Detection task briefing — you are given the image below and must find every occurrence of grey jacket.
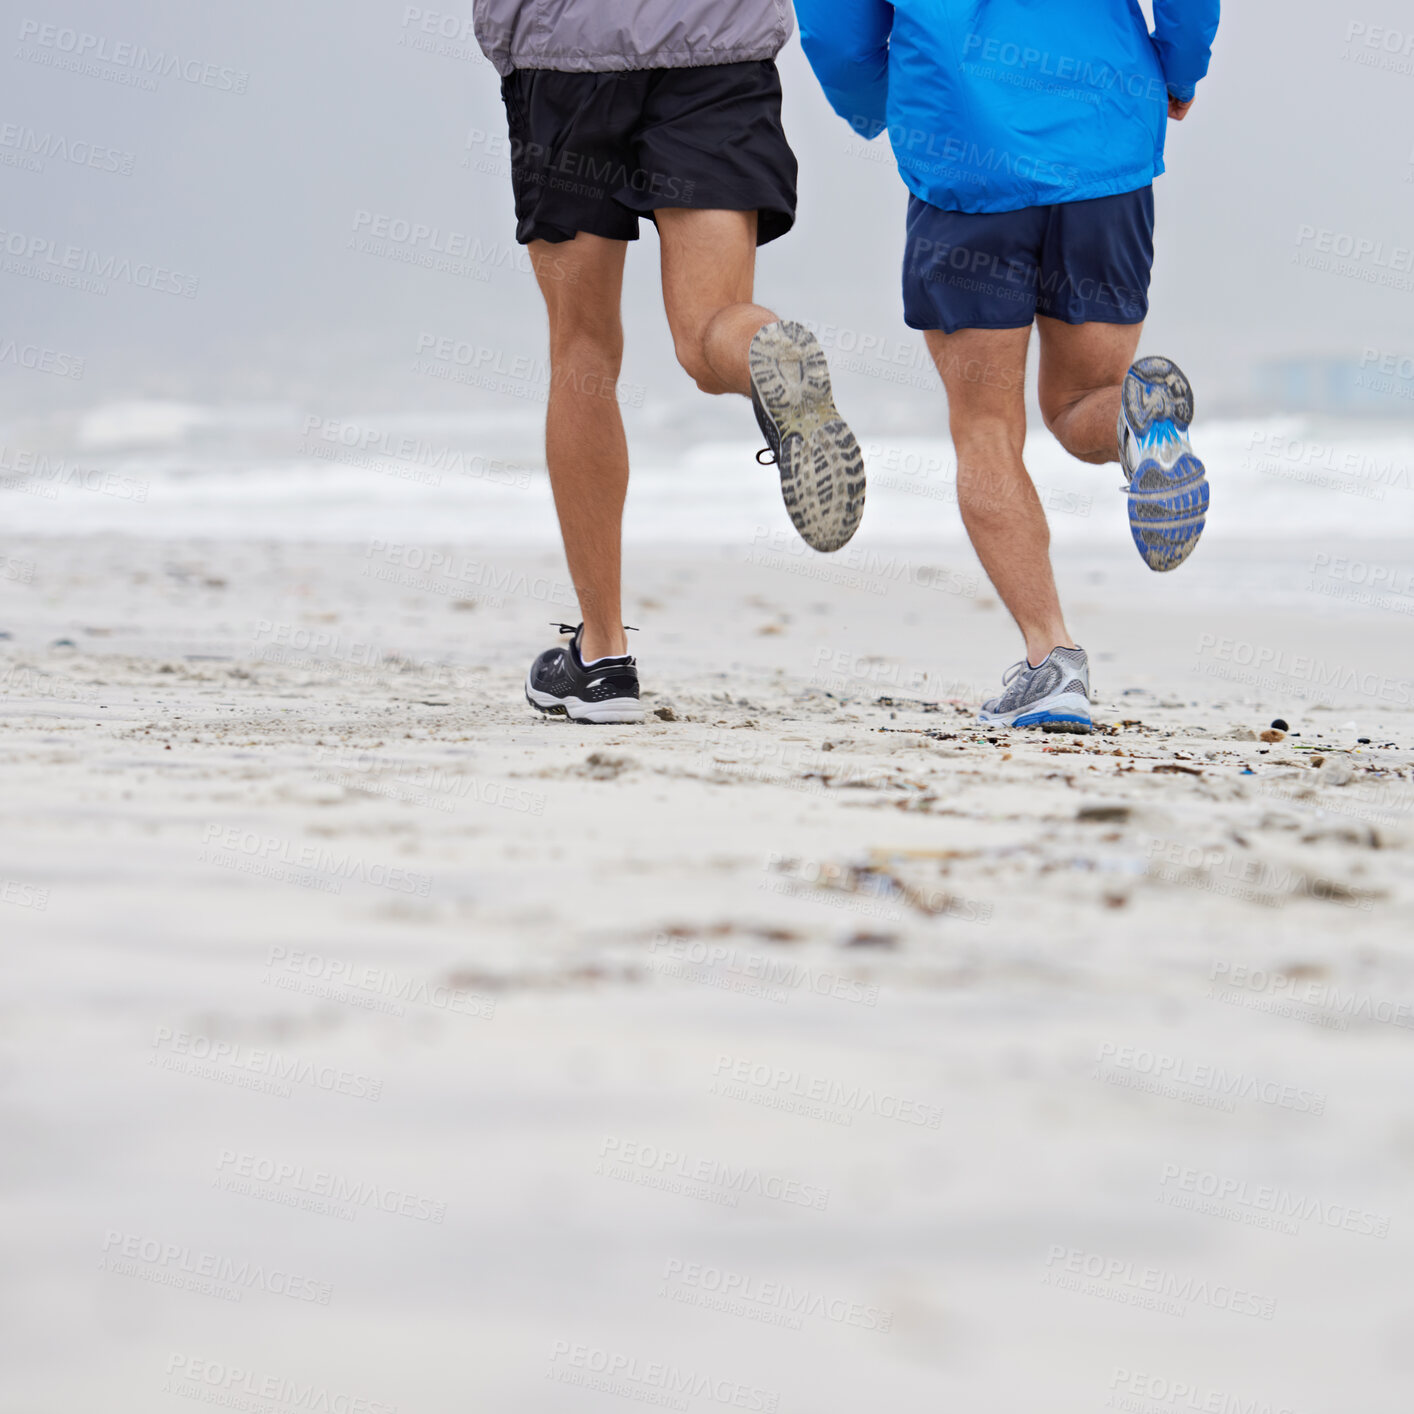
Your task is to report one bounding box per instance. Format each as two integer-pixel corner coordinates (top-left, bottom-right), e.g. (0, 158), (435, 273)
(474, 0), (794, 77)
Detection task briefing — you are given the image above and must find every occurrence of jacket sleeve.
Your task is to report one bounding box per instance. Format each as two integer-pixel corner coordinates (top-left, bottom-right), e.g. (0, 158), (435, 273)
(1151, 0), (1221, 103)
(796, 0), (894, 140)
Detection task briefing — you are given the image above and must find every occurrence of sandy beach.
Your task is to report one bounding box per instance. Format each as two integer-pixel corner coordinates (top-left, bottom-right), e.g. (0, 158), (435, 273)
(3, 527), (1411, 1411)
(6, 0), (1413, 1404)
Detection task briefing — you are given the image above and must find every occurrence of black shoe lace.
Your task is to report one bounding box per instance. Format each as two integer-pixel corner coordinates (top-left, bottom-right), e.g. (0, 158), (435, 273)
(552, 623), (638, 635)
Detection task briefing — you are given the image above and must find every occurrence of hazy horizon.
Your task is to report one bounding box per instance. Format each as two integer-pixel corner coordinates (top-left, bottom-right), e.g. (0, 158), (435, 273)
(4, 1), (1413, 427)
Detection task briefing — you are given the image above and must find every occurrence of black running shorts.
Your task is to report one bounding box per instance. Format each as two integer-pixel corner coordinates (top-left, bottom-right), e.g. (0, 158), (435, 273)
(499, 60), (798, 246)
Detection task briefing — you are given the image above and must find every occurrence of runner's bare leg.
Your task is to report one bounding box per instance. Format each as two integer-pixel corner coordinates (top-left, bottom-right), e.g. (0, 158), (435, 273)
(530, 233), (631, 661)
(656, 208), (776, 396)
(926, 325), (1077, 666)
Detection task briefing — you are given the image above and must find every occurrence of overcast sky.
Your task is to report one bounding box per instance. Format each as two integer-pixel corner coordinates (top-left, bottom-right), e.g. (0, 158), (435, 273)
(4, 0), (1413, 421)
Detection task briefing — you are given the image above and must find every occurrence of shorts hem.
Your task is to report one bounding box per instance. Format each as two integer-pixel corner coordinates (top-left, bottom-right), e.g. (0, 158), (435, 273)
(1034, 309), (1148, 327)
(514, 222), (640, 246)
(903, 313), (1035, 334)
(621, 200), (795, 246)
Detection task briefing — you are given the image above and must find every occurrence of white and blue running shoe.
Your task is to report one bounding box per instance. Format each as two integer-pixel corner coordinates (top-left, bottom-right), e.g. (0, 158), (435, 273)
(1118, 356), (1209, 571)
(978, 646), (1092, 733)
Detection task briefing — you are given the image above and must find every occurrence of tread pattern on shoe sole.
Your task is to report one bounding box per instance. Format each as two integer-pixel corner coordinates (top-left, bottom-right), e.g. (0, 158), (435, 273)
(750, 320), (865, 554)
(1122, 359), (1208, 572)
(1123, 356), (1195, 435)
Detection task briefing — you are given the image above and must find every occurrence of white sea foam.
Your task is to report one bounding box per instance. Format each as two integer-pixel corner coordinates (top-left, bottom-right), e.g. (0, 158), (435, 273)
(3, 405), (1411, 554)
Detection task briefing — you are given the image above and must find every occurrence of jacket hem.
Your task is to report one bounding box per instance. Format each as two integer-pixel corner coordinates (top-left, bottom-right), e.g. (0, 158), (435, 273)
(499, 44), (786, 74)
(899, 164), (1162, 215)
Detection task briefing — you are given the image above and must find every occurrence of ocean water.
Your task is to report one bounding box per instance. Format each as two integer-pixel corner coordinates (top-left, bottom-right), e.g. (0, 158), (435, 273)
(2, 400), (1412, 554)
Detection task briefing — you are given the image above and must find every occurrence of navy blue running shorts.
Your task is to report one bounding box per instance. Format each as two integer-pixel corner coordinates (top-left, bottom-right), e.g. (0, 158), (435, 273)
(902, 186), (1155, 333)
(501, 61), (798, 247)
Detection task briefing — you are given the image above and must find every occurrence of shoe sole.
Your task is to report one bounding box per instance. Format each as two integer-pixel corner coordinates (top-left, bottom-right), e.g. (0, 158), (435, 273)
(1121, 357), (1208, 573)
(524, 679), (644, 725)
(978, 690), (1093, 734)
(749, 320), (866, 553)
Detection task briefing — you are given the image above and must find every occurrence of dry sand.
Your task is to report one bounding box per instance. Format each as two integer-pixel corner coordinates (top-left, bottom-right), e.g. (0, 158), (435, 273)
(2, 532), (1411, 1411)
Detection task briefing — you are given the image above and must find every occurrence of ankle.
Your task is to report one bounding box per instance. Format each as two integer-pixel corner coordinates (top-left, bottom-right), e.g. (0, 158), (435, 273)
(578, 626), (628, 662)
(1023, 635), (1077, 668)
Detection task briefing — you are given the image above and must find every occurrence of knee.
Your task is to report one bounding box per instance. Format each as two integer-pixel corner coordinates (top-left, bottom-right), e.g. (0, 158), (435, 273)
(1041, 393), (1111, 464)
(549, 319), (624, 378)
(952, 414), (1025, 466)
(672, 332), (725, 396)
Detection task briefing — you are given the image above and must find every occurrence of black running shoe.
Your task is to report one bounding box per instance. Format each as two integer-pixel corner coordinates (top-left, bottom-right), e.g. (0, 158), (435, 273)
(524, 623), (644, 724)
(749, 319), (866, 553)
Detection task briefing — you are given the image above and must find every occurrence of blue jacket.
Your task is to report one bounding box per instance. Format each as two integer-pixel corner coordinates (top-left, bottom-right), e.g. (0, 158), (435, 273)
(797, 0), (1220, 213)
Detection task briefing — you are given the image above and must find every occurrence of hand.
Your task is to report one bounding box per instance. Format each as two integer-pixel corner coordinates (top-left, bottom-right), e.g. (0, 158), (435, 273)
(1168, 96), (1195, 121)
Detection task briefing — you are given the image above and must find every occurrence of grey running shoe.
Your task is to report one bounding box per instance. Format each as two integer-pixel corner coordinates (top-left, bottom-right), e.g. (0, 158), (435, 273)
(978, 646), (1092, 733)
(1118, 356), (1209, 571)
(749, 320), (866, 553)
